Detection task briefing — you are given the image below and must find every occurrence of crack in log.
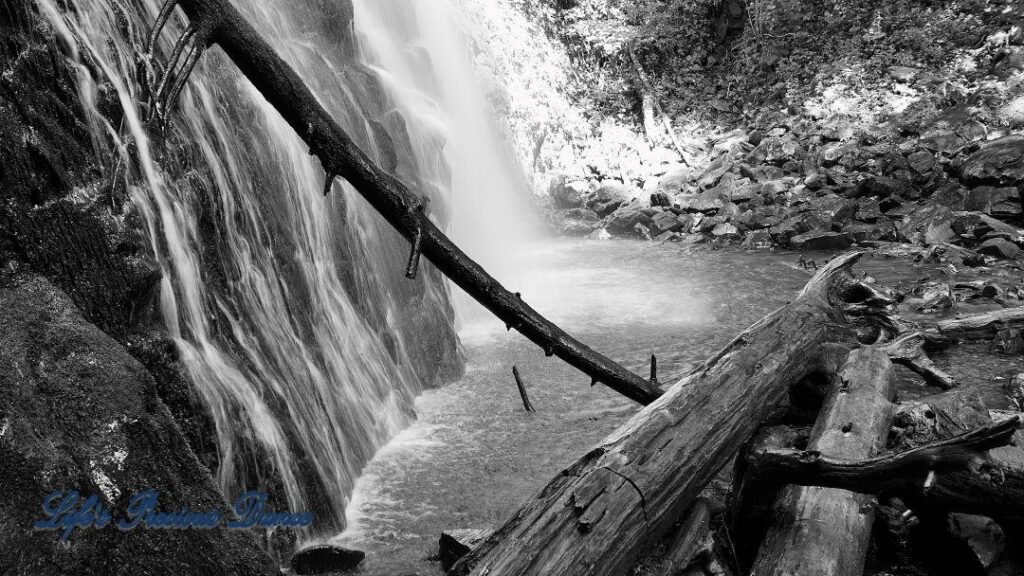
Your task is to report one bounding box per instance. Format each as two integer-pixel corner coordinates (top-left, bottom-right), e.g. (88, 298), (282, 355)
(599, 466), (647, 522)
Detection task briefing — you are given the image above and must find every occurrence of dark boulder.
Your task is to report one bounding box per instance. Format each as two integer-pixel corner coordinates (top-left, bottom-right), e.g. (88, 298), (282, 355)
(604, 202), (656, 236)
(695, 157), (734, 189)
(896, 205), (955, 245)
(0, 275), (277, 576)
(960, 134), (1024, 186)
(931, 183), (967, 210)
(585, 183), (635, 217)
(790, 231), (854, 251)
(649, 211), (683, 236)
(291, 545), (365, 575)
(855, 197), (884, 222)
(907, 149), (937, 177)
(649, 192), (672, 207)
(964, 186), (1022, 219)
(769, 212), (832, 246)
(978, 237), (1023, 260)
(851, 175), (902, 199)
(677, 189), (727, 214)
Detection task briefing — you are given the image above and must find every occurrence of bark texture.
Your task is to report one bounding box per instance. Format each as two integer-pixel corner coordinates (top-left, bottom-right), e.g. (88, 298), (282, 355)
(749, 347), (896, 576)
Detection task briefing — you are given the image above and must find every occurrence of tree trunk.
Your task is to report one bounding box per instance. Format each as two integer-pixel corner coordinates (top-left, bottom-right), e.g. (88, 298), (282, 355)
(450, 253), (898, 576)
(749, 347), (896, 576)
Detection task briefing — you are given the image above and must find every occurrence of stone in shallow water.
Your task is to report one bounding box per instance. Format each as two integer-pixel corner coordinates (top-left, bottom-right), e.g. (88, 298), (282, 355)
(291, 545), (365, 575)
(790, 231), (854, 251)
(978, 237), (1023, 260)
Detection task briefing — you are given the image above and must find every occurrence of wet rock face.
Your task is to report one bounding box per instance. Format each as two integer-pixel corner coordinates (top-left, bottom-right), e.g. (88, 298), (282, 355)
(960, 135), (1024, 186)
(0, 2), (159, 333)
(0, 275), (277, 576)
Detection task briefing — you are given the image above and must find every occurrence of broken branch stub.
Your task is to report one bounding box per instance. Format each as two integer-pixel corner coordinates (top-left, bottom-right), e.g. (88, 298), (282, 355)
(158, 0), (662, 406)
(746, 417), (1019, 494)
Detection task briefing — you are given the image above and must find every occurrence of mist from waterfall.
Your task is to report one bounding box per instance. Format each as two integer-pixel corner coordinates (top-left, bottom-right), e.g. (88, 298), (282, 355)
(39, 0), (529, 538)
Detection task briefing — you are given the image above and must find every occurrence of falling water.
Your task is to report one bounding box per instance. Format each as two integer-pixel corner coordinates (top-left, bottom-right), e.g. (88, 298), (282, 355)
(38, 0), (527, 537)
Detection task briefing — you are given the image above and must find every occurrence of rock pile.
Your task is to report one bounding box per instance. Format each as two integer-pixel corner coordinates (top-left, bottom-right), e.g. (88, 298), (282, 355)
(548, 119), (1024, 265)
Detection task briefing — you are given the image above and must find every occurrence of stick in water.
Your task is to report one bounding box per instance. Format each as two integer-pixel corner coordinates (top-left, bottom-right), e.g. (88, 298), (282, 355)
(512, 365), (535, 413)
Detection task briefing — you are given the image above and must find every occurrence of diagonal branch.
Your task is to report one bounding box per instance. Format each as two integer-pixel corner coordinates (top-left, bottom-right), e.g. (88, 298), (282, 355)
(160, 0), (663, 405)
(879, 331), (957, 390)
(747, 417), (1020, 495)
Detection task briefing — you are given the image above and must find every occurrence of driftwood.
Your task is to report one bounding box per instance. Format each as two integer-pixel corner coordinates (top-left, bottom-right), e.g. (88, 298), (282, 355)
(878, 331), (957, 390)
(152, 0), (662, 406)
(512, 365), (536, 412)
(449, 253), (896, 576)
(749, 347), (896, 576)
(936, 306), (1024, 340)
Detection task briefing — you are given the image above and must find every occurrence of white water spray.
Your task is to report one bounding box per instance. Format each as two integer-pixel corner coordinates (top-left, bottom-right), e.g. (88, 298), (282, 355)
(40, 0), (528, 537)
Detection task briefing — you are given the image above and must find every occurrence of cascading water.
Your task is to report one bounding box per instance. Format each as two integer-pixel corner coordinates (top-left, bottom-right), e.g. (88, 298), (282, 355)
(39, 0), (527, 538)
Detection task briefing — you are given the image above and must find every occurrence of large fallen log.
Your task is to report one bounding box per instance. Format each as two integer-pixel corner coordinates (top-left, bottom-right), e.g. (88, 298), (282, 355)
(936, 306), (1024, 340)
(749, 347), (896, 576)
(448, 253), (898, 576)
(147, 0), (662, 405)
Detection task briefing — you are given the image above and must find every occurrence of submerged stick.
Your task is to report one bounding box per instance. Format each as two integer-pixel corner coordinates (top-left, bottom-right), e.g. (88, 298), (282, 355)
(165, 0), (663, 406)
(512, 365), (535, 413)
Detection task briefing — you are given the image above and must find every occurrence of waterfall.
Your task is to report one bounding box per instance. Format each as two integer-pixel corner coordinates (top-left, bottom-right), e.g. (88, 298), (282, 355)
(38, 0), (526, 537)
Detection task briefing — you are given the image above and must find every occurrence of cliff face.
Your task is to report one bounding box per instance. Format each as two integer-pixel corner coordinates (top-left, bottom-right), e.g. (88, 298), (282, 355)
(0, 0), (466, 565)
(0, 273), (279, 575)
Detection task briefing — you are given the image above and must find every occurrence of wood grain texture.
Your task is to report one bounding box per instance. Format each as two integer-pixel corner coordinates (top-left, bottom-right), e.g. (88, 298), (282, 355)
(750, 347), (896, 576)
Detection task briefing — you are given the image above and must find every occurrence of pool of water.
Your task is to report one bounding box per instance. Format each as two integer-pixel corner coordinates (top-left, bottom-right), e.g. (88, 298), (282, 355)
(328, 240), (1022, 575)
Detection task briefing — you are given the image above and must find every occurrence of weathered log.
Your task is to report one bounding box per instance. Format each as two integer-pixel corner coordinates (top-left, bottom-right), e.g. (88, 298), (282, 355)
(449, 253), (895, 576)
(878, 331), (957, 390)
(936, 306), (1024, 340)
(729, 425), (806, 569)
(749, 347), (896, 576)
(747, 417), (1018, 494)
(156, 0), (662, 406)
(889, 390), (1024, 526)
